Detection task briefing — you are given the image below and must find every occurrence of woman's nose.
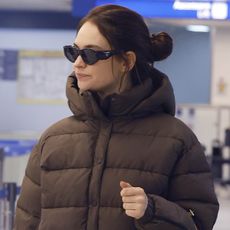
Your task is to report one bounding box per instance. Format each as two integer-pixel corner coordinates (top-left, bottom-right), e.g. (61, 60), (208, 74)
(73, 55), (86, 68)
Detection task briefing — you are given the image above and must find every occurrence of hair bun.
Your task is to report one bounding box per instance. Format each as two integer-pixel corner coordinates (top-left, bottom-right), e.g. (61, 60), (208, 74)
(150, 32), (173, 61)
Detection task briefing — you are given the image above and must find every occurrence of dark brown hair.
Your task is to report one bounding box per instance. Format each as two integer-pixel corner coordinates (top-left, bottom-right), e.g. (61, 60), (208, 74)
(78, 4), (173, 84)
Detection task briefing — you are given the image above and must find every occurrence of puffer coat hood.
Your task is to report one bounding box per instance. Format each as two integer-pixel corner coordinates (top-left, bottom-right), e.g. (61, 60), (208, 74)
(15, 68), (219, 230)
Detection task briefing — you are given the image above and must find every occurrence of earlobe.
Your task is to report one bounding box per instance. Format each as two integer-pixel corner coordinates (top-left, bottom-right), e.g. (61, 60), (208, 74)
(124, 51), (136, 71)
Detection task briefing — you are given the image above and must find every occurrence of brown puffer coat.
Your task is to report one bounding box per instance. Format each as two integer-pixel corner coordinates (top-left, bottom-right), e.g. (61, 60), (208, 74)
(15, 68), (219, 230)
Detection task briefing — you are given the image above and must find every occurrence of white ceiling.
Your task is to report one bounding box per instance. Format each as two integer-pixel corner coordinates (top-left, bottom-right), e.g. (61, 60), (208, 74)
(0, 0), (71, 11)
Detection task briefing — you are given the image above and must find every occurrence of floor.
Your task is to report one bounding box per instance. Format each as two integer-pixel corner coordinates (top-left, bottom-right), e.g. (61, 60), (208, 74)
(213, 184), (230, 230)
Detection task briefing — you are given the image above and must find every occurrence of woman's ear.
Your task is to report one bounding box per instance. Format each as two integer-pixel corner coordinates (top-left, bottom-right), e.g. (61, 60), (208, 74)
(122, 51), (136, 72)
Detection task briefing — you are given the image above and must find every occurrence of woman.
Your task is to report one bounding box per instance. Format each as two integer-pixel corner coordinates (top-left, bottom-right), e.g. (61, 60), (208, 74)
(15, 4), (219, 230)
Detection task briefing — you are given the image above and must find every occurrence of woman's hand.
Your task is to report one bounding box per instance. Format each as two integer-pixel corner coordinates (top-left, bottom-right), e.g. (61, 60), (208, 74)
(120, 181), (148, 219)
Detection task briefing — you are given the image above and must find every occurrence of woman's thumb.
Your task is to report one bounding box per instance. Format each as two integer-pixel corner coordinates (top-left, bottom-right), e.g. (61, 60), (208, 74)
(120, 180), (132, 189)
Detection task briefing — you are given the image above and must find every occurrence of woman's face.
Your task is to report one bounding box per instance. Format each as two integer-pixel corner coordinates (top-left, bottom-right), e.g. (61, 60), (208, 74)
(73, 21), (125, 96)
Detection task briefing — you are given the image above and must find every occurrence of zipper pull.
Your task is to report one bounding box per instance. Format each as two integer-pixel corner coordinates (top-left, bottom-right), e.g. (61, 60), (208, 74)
(189, 209), (195, 217)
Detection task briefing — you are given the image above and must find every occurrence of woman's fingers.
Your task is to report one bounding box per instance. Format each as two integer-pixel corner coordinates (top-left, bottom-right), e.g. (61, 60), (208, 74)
(122, 194), (146, 203)
(123, 202), (138, 210)
(120, 181), (148, 219)
(120, 186), (145, 196)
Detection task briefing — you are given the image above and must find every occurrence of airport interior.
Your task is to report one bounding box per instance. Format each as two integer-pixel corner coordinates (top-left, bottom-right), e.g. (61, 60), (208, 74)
(0, 0), (230, 229)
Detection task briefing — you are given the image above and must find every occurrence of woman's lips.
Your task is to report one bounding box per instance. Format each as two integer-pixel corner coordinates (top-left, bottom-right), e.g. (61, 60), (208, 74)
(76, 73), (91, 81)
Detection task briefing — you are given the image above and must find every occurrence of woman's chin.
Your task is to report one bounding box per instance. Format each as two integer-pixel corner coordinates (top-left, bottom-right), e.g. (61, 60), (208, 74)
(78, 83), (91, 92)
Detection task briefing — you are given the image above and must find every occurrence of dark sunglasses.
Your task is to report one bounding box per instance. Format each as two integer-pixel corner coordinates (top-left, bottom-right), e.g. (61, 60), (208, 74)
(63, 45), (121, 65)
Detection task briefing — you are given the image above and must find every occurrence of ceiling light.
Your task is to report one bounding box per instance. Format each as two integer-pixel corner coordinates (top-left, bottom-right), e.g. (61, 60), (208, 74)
(186, 25), (210, 32)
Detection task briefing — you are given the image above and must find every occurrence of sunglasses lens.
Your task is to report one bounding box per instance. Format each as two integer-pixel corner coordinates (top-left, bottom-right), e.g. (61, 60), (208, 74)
(64, 46), (79, 63)
(82, 49), (98, 65)
(63, 46), (116, 65)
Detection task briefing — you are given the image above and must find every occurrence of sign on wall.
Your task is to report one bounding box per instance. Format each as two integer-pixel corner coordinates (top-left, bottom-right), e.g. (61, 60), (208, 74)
(0, 50), (18, 81)
(17, 50), (72, 104)
(73, 0), (230, 20)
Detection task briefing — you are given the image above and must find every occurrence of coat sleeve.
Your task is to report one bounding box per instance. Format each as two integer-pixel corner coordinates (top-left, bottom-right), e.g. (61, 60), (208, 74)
(14, 143), (42, 230)
(135, 139), (219, 230)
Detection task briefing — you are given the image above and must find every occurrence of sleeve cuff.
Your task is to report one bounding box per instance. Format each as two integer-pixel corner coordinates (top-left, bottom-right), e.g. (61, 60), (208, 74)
(137, 196), (155, 225)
